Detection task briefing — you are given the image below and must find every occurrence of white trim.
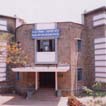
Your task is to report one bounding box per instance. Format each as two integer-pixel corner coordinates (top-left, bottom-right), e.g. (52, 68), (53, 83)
(93, 19), (106, 26)
(95, 43), (106, 49)
(95, 78), (106, 83)
(95, 49), (106, 55)
(95, 67), (106, 73)
(95, 73), (106, 78)
(93, 13), (106, 21)
(95, 55), (106, 60)
(93, 13), (106, 27)
(94, 38), (106, 43)
(95, 61), (106, 66)
(12, 65), (70, 72)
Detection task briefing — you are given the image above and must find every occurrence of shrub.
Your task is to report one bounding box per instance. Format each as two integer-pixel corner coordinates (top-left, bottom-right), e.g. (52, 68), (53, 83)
(82, 86), (93, 96)
(92, 82), (102, 90)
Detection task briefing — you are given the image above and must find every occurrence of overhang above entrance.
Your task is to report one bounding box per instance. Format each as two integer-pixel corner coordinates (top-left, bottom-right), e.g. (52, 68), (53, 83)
(12, 65), (70, 72)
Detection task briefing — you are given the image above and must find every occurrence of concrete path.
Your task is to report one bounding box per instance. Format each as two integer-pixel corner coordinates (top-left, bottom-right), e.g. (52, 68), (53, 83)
(0, 94), (68, 106)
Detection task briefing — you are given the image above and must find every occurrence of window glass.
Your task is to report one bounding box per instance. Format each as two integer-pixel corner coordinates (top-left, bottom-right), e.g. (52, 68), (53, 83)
(77, 68), (83, 81)
(77, 40), (81, 52)
(0, 26), (7, 31)
(0, 20), (7, 31)
(37, 39), (55, 52)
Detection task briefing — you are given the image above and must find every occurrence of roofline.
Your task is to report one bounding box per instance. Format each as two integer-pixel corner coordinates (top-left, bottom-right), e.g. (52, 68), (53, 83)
(28, 21), (83, 26)
(0, 15), (16, 19)
(16, 21), (84, 30)
(84, 6), (106, 15)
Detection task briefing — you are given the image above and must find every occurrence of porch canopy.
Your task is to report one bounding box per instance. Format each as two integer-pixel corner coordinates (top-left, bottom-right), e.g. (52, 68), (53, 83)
(12, 65), (70, 72)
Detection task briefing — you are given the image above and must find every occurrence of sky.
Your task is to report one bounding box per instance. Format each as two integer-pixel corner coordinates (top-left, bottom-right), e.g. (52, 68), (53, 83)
(0, 0), (105, 23)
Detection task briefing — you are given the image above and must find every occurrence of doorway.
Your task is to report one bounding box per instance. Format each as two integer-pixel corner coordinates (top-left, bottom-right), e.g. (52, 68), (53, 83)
(39, 72), (55, 88)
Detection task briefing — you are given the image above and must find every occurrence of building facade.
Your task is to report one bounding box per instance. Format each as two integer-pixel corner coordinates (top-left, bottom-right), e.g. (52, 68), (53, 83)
(0, 6), (106, 95)
(14, 22), (85, 95)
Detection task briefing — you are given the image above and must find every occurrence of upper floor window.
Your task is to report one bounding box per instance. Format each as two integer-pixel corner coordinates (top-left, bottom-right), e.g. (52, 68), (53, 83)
(77, 68), (83, 81)
(0, 20), (7, 31)
(77, 39), (81, 52)
(37, 39), (55, 52)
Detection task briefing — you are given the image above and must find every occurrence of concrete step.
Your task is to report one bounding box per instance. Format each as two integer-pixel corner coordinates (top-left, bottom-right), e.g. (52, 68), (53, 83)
(34, 89), (56, 98)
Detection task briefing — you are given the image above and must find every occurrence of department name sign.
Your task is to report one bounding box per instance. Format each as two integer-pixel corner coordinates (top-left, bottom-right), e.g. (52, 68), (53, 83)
(32, 29), (60, 39)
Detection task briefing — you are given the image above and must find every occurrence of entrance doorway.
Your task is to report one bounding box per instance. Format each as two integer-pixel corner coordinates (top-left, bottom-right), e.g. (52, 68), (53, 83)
(39, 72), (55, 88)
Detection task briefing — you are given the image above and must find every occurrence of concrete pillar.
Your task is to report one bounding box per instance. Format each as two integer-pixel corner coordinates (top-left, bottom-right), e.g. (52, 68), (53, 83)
(55, 72), (58, 91)
(35, 72), (38, 90)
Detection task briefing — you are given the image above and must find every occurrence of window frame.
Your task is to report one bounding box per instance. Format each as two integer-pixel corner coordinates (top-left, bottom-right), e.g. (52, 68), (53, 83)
(35, 38), (58, 64)
(37, 39), (55, 52)
(0, 19), (7, 31)
(77, 39), (82, 52)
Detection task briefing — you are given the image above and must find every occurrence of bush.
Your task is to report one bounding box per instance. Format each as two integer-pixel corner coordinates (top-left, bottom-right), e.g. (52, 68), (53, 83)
(92, 82), (102, 90)
(82, 86), (93, 96)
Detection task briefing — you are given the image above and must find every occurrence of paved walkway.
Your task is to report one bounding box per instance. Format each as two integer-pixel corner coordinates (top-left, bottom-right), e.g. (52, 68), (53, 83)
(0, 94), (68, 106)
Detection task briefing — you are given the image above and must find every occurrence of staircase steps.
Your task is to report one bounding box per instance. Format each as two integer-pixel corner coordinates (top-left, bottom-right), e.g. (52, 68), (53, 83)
(32, 89), (59, 101)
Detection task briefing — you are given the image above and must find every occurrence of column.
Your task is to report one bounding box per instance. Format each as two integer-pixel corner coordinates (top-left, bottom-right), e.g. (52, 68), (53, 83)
(55, 72), (58, 91)
(35, 72), (38, 90)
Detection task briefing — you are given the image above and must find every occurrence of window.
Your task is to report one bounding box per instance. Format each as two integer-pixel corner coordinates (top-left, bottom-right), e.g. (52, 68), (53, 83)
(77, 68), (83, 81)
(0, 20), (7, 31)
(77, 40), (81, 52)
(16, 72), (19, 80)
(37, 39), (55, 52)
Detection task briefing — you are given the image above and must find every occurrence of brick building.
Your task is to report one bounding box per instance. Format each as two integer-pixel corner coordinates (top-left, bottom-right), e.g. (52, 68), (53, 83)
(0, 6), (106, 95)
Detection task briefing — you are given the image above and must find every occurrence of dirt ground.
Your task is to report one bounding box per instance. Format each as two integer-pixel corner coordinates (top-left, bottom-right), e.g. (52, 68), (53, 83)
(0, 94), (68, 106)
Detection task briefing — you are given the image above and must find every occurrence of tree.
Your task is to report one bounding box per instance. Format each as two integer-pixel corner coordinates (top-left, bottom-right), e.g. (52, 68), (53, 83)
(0, 33), (29, 67)
(6, 42), (29, 67)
